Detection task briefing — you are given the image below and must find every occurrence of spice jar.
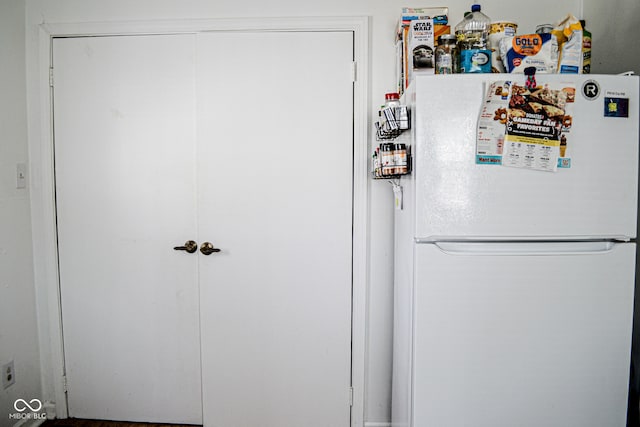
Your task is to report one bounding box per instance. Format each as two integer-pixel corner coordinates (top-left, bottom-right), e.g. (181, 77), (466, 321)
(394, 143), (408, 174)
(535, 24), (553, 34)
(435, 35), (458, 74)
(381, 143), (395, 176)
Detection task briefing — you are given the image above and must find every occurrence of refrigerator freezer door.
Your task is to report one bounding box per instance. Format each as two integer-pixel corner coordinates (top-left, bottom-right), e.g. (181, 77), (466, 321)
(410, 241), (635, 427)
(412, 74), (639, 240)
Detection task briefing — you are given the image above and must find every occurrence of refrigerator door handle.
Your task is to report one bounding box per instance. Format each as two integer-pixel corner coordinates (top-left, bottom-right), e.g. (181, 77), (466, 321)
(417, 235), (632, 243)
(431, 241), (623, 256)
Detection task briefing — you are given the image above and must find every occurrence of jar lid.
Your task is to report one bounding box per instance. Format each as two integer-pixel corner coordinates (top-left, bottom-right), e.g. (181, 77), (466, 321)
(490, 21), (518, 26)
(438, 34), (457, 43)
(535, 24), (554, 34)
(385, 92), (400, 100)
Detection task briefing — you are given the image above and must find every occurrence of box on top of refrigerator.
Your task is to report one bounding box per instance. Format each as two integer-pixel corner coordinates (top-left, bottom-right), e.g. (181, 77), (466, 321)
(409, 19), (436, 77)
(396, 7), (449, 94)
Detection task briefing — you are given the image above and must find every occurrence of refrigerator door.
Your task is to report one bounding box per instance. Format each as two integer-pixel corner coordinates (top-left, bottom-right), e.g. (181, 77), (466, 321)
(411, 241), (635, 427)
(411, 74), (639, 240)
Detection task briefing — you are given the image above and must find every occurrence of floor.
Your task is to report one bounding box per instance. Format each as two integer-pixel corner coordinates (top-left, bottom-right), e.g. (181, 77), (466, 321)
(42, 419), (200, 427)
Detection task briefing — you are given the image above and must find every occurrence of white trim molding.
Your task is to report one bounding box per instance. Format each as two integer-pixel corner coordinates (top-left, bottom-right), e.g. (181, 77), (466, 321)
(27, 16), (370, 425)
(12, 418), (48, 427)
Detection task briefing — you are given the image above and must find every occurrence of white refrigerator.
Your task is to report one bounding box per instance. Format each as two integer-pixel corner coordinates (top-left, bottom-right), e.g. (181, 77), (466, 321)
(392, 74), (639, 427)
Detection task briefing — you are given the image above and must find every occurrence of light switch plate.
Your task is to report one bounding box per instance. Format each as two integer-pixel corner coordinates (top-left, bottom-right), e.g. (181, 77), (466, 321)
(16, 163), (26, 189)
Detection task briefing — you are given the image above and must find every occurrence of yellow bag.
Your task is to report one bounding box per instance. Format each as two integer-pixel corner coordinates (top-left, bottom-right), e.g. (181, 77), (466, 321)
(552, 14), (584, 74)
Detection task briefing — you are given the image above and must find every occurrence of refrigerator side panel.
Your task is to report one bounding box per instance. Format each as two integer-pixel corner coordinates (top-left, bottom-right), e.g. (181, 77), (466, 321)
(412, 242), (635, 427)
(413, 74), (639, 240)
(392, 86), (417, 427)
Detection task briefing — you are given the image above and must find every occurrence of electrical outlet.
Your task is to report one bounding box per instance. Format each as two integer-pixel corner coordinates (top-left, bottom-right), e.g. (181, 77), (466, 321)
(3, 360), (15, 389)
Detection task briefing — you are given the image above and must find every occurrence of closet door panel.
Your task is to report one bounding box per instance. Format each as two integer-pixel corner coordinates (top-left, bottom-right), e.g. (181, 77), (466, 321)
(53, 34), (202, 424)
(196, 31), (355, 427)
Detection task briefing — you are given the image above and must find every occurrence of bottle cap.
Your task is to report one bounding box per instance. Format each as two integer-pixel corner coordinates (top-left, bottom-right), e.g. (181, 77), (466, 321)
(471, 4), (481, 12)
(385, 93), (400, 100)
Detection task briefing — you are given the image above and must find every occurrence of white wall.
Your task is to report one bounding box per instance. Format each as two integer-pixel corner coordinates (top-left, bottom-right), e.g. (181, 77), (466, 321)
(583, 0), (640, 74)
(24, 0), (617, 425)
(0, 0), (41, 425)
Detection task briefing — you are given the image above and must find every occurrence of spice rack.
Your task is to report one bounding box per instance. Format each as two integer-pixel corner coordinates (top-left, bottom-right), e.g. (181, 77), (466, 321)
(375, 104), (410, 140)
(372, 142), (412, 179)
(373, 98), (411, 180)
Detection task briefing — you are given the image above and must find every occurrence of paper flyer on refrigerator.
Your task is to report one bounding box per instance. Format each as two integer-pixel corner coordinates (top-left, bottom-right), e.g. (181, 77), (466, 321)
(476, 80), (512, 164)
(502, 82), (573, 172)
(557, 86), (575, 168)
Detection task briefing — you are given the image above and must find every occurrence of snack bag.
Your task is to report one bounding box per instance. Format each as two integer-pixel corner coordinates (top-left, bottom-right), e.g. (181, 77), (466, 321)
(499, 33), (558, 73)
(552, 14), (583, 74)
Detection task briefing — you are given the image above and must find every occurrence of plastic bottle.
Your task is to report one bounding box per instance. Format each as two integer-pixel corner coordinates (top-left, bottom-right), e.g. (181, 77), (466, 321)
(385, 93), (400, 108)
(372, 150), (380, 177)
(455, 4), (492, 73)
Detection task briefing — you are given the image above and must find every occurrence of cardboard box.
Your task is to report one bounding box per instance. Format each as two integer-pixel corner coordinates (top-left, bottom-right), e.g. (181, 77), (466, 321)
(396, 7), (449, 93)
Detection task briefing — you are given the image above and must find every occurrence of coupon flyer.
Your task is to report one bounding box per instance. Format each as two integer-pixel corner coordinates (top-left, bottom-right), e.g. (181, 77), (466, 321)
(558, 86), (575, 169)
(476, 81), (511, 165)
(502, 82), (574, 172)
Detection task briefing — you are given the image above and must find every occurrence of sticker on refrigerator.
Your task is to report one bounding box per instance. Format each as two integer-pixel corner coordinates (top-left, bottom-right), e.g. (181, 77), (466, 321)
(502, 82), (574, 172)
(604, 97), (629, 118)
(476, 80), (512, 164)
(581, 79), (600, 100)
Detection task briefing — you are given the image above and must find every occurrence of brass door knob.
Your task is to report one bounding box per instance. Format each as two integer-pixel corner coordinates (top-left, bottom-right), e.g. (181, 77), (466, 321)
(173, 240), (198, 253)
(200, 242), (221, 255)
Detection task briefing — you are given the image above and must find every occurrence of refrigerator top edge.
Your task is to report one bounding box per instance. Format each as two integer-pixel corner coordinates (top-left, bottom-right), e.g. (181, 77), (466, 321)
(403, 74), (639, 105)
(410, 72), (640, 84)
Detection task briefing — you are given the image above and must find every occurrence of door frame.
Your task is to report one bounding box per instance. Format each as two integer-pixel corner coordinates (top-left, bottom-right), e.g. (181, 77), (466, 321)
(27, 16), (369, 426)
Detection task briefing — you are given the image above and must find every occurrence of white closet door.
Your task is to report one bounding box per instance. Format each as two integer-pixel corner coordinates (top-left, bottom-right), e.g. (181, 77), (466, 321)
(196, 31), (354, 427)
(53, 35), (202, 424)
